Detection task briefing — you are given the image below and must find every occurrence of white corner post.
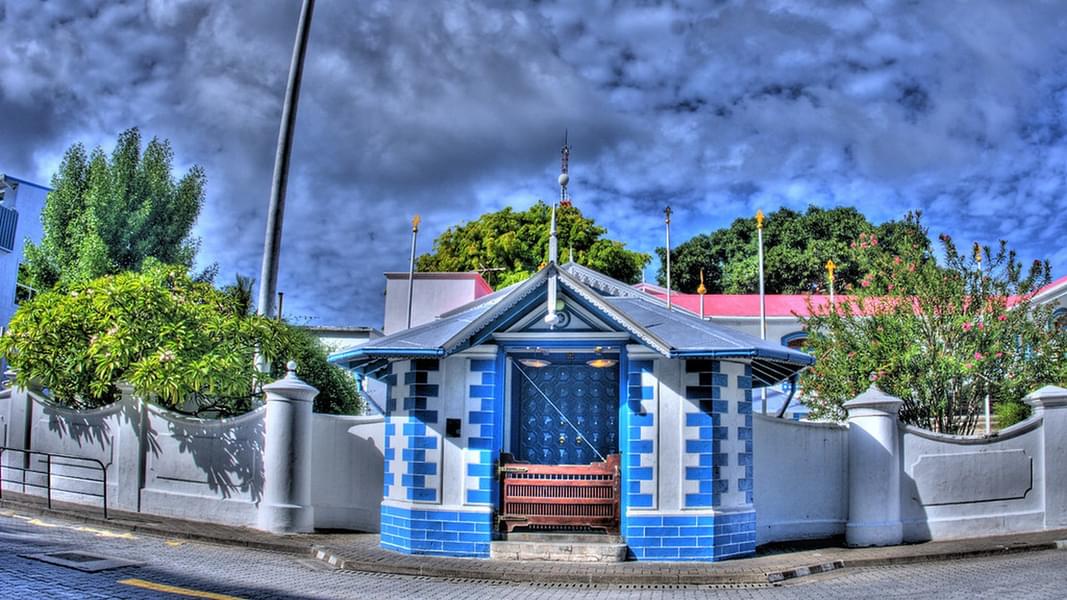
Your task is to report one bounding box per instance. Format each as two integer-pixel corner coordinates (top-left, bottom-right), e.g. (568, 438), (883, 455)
(1025, 385), (1067, 530)
(844, 385), (904, 547)
(258, 362), (319, 533)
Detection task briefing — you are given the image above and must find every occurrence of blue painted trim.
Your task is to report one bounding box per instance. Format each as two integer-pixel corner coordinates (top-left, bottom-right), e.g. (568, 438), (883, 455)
(497, 339), (626, 350)
(463, 287), (551, 351)
(671, 348), (815, 366)
(330, 346), (445, 364)
(2, 175), (51, 191)
(618, 347), (630, 538)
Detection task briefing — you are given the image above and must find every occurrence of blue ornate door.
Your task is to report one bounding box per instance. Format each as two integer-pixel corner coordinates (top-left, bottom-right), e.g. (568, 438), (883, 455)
(513, 360), (619, 465)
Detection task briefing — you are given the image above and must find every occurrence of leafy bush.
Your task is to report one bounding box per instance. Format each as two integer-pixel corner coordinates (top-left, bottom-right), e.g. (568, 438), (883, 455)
(994, 400), (1031, 430)
(800, 213), (1064, 434)
(0, 265), (361, 416)
(270, 326), (362, 415)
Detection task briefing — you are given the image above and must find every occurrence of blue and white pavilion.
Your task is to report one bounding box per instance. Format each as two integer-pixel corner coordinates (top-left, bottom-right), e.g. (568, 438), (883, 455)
(332, 240), (812, 561)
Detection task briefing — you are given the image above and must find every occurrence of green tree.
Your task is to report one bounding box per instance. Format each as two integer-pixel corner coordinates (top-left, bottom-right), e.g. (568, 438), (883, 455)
(23, 128), (208, 290)
(0, 265), (362, 416)
(656, 206), (930, 294)
(799, 218), (1064, 434)
(417, 201), (650, 287)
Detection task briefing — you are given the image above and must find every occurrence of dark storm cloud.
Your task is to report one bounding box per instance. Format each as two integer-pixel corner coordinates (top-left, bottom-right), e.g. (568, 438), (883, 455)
(1, 0), (1065, 328)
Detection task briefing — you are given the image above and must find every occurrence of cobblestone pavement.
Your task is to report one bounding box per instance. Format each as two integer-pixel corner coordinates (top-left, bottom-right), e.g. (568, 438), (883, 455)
(1, 510), (1065, 599)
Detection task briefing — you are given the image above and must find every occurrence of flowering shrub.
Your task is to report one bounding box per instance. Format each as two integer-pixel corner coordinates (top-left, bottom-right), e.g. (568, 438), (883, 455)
(0, 265), (360, 416)
(800, 214), (1065, 434)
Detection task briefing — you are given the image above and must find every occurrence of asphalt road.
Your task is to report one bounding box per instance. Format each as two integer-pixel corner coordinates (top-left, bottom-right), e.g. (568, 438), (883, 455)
(1, 510), (1064, 599)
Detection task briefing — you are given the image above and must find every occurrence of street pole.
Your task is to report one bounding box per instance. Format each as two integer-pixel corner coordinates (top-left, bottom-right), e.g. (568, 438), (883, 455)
(256, 0), (316, 321)
(665, 206), (672, 311)
(406, 215), (420, 330)
(756, 210), (767, 414)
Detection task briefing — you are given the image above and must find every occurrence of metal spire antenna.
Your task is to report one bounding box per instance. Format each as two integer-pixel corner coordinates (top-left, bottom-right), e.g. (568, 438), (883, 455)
(559, 130), (571, 207)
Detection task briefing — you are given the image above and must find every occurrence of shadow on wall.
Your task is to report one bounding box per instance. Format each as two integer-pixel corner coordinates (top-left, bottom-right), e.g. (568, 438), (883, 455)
(15, 382), (265, 519)
(146, 403), (264, 503)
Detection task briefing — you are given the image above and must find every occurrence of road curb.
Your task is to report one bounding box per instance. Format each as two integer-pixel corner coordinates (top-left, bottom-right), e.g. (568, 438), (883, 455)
(0, 499), (310, 557)
(2, 498), (1062, 587)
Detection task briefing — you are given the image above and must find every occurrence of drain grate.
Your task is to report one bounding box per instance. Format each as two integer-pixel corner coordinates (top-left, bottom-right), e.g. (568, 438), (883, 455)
(22, 551), (144, 573)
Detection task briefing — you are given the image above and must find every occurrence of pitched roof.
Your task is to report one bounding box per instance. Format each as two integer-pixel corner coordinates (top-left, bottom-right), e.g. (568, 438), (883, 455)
(331, 261), (813, 386)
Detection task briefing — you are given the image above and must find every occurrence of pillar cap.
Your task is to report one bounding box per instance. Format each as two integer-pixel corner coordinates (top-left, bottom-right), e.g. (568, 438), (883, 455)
(843, 384), (903, 414)
(263, 361), (319, 403)
(1024, 385), (1067, 409)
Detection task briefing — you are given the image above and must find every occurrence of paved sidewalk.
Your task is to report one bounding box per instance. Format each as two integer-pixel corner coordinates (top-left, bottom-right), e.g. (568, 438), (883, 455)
(2, 494), (1064, 585)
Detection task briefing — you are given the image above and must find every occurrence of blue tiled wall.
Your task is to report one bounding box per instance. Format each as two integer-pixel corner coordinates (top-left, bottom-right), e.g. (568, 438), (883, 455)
(624, 511), (756, 561)
(402, 359), (440, 502)
(626, 359), (656, 509)
(465, 358), (498, 505)
(737, 364), (754, 505)
(683, 359), (729, 508)
(380, 504), (493, 558)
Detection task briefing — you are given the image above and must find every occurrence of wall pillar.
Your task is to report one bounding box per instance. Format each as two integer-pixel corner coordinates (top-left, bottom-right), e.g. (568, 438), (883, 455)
(844, 385), (903, 547)
(1025, 385), (1067, 530)
(110, 383), (145, 512)
(257, 362), (318, 533)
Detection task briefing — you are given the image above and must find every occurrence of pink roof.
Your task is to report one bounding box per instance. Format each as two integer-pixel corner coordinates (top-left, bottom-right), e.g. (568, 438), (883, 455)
(640, 272), (1067, 318)
(641, 289), (831, 317)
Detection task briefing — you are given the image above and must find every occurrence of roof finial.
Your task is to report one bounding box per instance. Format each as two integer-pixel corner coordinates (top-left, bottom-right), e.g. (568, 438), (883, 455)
(549, 203), (558, 264)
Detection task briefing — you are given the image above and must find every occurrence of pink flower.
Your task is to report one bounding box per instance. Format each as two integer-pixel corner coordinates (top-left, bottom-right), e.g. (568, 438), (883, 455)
(869, 372), (879, 382)
(893, 256), (902, 265)
(887, 284), (894, 290)
(998, 314), (1007, 321)
(908, 264), (916, 273)
(870, 236), (878, 246)
(974, 352), (984, 360)
(977, 322), (984, 330)
(995, 352), (1004, 358)
(861, 278), (872, 288)
(962, 322), (973, 332)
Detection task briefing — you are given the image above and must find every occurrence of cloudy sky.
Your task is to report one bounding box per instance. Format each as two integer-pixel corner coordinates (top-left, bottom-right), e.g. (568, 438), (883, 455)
(2, 0), (1066, 328)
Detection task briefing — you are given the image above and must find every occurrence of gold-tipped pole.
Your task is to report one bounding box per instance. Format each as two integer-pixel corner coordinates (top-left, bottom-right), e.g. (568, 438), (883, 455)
(826, 259), (836, 308)
(756, 209), (766, 414)
(405, 214), (420, 330)
(697, 269), (707, 319)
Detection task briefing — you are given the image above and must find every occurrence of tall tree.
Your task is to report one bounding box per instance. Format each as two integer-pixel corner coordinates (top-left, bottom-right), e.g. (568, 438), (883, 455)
(23, 128), (207, 290)
(656, 206), (930, 294)
(417, 201), (650, 287)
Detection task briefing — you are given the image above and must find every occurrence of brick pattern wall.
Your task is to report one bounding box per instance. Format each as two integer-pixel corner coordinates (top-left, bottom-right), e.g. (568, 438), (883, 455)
(464, 358), (497, 505)
(682, 359), (729, 508)
(379, 504), (492, 557)
(382, 359), (442, 503)
(626, 359), (657, 509)
(624, 511), (756, 561)
(736, 365), (754, 505)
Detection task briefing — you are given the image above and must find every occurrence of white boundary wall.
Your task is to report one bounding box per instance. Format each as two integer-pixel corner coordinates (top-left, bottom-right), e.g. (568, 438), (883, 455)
(753, 414), (848, 545)
(0, 383), (384, 533)
(755, 385), (1067, 546)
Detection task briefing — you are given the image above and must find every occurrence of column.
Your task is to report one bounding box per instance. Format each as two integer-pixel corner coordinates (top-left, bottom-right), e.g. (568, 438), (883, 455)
(257, 361), (319, 533)
(844, 384), (903, 547)
(1025, 385), (1067, 529)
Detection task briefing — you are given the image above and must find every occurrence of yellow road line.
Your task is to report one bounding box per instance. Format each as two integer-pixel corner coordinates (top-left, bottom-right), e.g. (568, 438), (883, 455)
(117, 578), (244, 599)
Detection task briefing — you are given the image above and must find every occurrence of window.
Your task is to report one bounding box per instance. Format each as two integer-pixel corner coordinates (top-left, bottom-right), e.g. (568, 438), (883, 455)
(781, 331), (808, 351)
(1054, 308), (1067, 332)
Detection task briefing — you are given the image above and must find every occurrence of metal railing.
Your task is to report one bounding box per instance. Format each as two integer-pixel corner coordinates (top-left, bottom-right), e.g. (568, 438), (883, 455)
(0, 447), (110, 519)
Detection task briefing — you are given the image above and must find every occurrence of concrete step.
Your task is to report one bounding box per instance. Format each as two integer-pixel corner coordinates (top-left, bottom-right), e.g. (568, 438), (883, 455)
(505, 532), (624, 544)
(490, 539), (628, 562)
